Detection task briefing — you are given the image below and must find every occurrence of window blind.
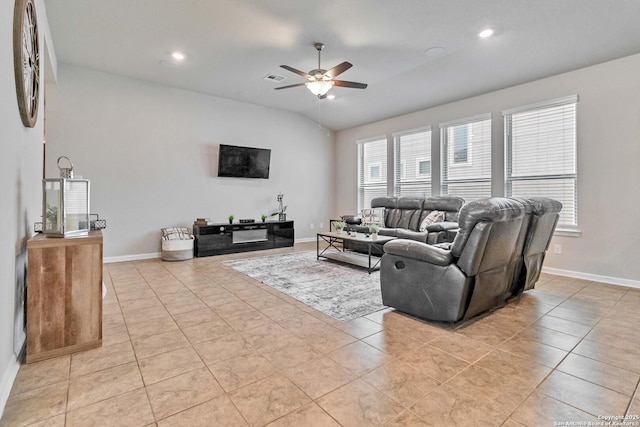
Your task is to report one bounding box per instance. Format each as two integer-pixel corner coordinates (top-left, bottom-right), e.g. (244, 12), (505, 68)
(440, 115), (492, 201)
(358, 137), (387, 211)
(394, 127), (432, 197)
(504, 96), (578, 229)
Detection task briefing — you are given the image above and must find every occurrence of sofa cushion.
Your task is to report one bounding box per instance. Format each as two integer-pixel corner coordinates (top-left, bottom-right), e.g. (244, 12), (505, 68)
(384, 197), (424, 230)
(424, 196), (465, 222)
(379, 227), (398, 237)
(451, 198), (525, 258)
(371, 197), (398, 209)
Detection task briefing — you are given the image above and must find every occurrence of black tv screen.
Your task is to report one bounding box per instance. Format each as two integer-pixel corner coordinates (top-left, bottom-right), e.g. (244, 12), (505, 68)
(217, 144), (271, 179)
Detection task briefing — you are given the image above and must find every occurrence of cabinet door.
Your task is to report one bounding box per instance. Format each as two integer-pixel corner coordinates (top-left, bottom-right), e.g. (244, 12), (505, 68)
(270, 222), (295, 248)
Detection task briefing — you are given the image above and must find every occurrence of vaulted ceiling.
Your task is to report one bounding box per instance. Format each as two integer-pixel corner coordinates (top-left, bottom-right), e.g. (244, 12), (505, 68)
(44, 0), (640, 130)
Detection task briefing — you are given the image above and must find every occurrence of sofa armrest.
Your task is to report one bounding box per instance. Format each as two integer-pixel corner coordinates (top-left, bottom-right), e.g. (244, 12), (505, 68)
(383, 239), (453, 266)
(347, 225), (370, 233)
(341, 215), (362, 225)
(425, 221), (459, 232)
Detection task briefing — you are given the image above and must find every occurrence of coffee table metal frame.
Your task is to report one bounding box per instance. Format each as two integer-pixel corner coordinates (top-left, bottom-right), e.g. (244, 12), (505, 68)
(316, 231), (395, 274)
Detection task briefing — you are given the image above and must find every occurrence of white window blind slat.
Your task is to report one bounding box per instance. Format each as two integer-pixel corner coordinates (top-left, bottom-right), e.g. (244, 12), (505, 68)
(394, 128), (432, 198)
(358, 137), (387, 211)
(505, 98), (578, 229)
(441, 116), (492, 201)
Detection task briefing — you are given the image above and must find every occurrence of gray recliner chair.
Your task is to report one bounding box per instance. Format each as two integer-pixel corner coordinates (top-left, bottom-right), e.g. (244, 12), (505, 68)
(380, 198), (525, 322)
(510, 197), (562, 296)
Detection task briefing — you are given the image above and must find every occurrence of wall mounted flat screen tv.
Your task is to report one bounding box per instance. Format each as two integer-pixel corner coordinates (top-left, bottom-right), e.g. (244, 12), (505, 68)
(217, 144), (271, 179)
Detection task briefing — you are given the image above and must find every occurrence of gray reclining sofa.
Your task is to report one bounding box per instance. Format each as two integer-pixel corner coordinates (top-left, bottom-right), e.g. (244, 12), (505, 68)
(345, 196), (465, 255)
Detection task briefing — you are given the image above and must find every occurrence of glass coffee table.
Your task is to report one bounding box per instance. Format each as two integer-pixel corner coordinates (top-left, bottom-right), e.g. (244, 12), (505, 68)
(316, 231), (395, 274)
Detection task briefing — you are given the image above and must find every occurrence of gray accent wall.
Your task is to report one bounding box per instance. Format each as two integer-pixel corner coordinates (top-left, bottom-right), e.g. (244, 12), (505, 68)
(0, 0), (49, 413)
(335, 54), (640, 284)
(45, 65), (335, 259)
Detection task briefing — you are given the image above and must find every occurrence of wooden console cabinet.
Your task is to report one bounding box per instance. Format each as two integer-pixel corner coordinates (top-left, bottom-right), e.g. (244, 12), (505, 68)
(194, 220), (294, 257)
(26, 231), (103, 363)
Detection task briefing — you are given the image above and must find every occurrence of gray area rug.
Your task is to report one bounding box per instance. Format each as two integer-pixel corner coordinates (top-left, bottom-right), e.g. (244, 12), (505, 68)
(223, 251), (386, 321)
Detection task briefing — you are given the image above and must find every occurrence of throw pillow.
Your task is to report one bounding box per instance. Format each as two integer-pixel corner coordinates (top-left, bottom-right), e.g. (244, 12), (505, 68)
(419, 210), (445, 232)
(361, 207), (385, 227)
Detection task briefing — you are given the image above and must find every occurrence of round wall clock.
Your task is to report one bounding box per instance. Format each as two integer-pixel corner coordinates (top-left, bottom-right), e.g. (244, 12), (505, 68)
(13, 0), (40, 128)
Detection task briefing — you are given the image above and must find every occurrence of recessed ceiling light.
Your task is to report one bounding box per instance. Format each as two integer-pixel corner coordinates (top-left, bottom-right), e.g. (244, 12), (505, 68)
(479, 29), (494, 38)
(171, 51), (185, 61)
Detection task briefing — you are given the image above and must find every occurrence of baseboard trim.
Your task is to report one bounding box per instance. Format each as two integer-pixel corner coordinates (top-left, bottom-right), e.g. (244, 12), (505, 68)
(542, 267), (640, 289)
(0, 354), (20, 418)
(295, 237), (316, 243)
(103, 252), (161, 264)
(102, 241), (317, 263)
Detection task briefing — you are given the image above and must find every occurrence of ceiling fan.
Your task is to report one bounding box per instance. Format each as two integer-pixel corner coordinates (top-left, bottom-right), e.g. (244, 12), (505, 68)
(275, 42), (368, 99)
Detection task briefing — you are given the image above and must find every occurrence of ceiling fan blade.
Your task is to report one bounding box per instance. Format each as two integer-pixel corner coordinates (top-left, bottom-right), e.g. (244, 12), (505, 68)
(325, 62), (352, 78)
(332, 80), (368, 89)
(280, 65), (312, 79)
(274, 82), (308, 90)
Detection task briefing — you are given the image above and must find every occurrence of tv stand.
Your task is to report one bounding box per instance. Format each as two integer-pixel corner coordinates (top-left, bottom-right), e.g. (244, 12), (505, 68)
(194, 220), (294, 257)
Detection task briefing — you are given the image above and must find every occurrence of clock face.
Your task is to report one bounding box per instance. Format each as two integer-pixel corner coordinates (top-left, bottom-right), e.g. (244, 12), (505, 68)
(13, 0), (40, 128)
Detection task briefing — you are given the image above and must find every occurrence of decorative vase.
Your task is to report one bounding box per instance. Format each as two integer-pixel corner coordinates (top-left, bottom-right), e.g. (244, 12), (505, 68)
(229, 219), (233, 224)
(372, 233), (378, 240)
(336, 229), (343, 234)
(279, 213), (286, 222)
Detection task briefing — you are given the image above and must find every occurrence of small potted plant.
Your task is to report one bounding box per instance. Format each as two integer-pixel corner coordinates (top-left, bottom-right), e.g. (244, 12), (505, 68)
(261, 214), (268, 223)
(369, 224), (380, 239)
(271, 193), (287, 221)
(228, 214), (234, 224)
(334, 220), (346, 234)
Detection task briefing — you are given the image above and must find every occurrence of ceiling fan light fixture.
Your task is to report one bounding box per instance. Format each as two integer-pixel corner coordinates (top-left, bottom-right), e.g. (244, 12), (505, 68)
(306, 80), (333, 96)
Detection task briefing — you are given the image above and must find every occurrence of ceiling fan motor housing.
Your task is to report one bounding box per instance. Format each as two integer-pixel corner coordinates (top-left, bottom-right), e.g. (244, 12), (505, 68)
(309, 69), (330, 80)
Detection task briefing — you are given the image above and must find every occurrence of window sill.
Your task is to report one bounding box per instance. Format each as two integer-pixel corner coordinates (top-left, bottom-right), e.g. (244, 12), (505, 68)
(555, 228), (581, 237)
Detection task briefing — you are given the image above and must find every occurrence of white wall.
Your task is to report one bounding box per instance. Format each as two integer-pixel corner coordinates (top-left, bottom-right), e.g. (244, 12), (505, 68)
(0, 0), (49, 415)
(45, 65), (335, 259)
(336, 54), (640, 284)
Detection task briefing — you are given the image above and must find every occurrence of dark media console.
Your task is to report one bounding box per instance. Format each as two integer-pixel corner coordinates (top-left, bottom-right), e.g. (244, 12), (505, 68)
(193, 220), (294, 257)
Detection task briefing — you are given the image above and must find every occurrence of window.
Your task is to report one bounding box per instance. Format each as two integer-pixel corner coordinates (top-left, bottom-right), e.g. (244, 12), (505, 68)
(441, 114), (491, 201)
(417, 158), (431, 176)
(453, 127), (470, 164)
(358, 137), (387, 211)
(369, 163), (381, 181)
(504, 95), (578, 229)
(394, 128), (432, 197)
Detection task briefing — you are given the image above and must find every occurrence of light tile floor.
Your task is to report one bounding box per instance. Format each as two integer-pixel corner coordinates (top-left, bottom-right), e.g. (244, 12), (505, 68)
(2, 242), (640, 426)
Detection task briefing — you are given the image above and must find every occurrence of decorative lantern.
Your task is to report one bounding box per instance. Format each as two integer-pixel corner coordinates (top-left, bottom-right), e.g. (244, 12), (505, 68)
(42, 156), (90, 237)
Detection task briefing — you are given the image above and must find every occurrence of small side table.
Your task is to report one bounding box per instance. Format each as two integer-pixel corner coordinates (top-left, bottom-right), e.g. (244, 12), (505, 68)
(26, 231), (103, 363)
